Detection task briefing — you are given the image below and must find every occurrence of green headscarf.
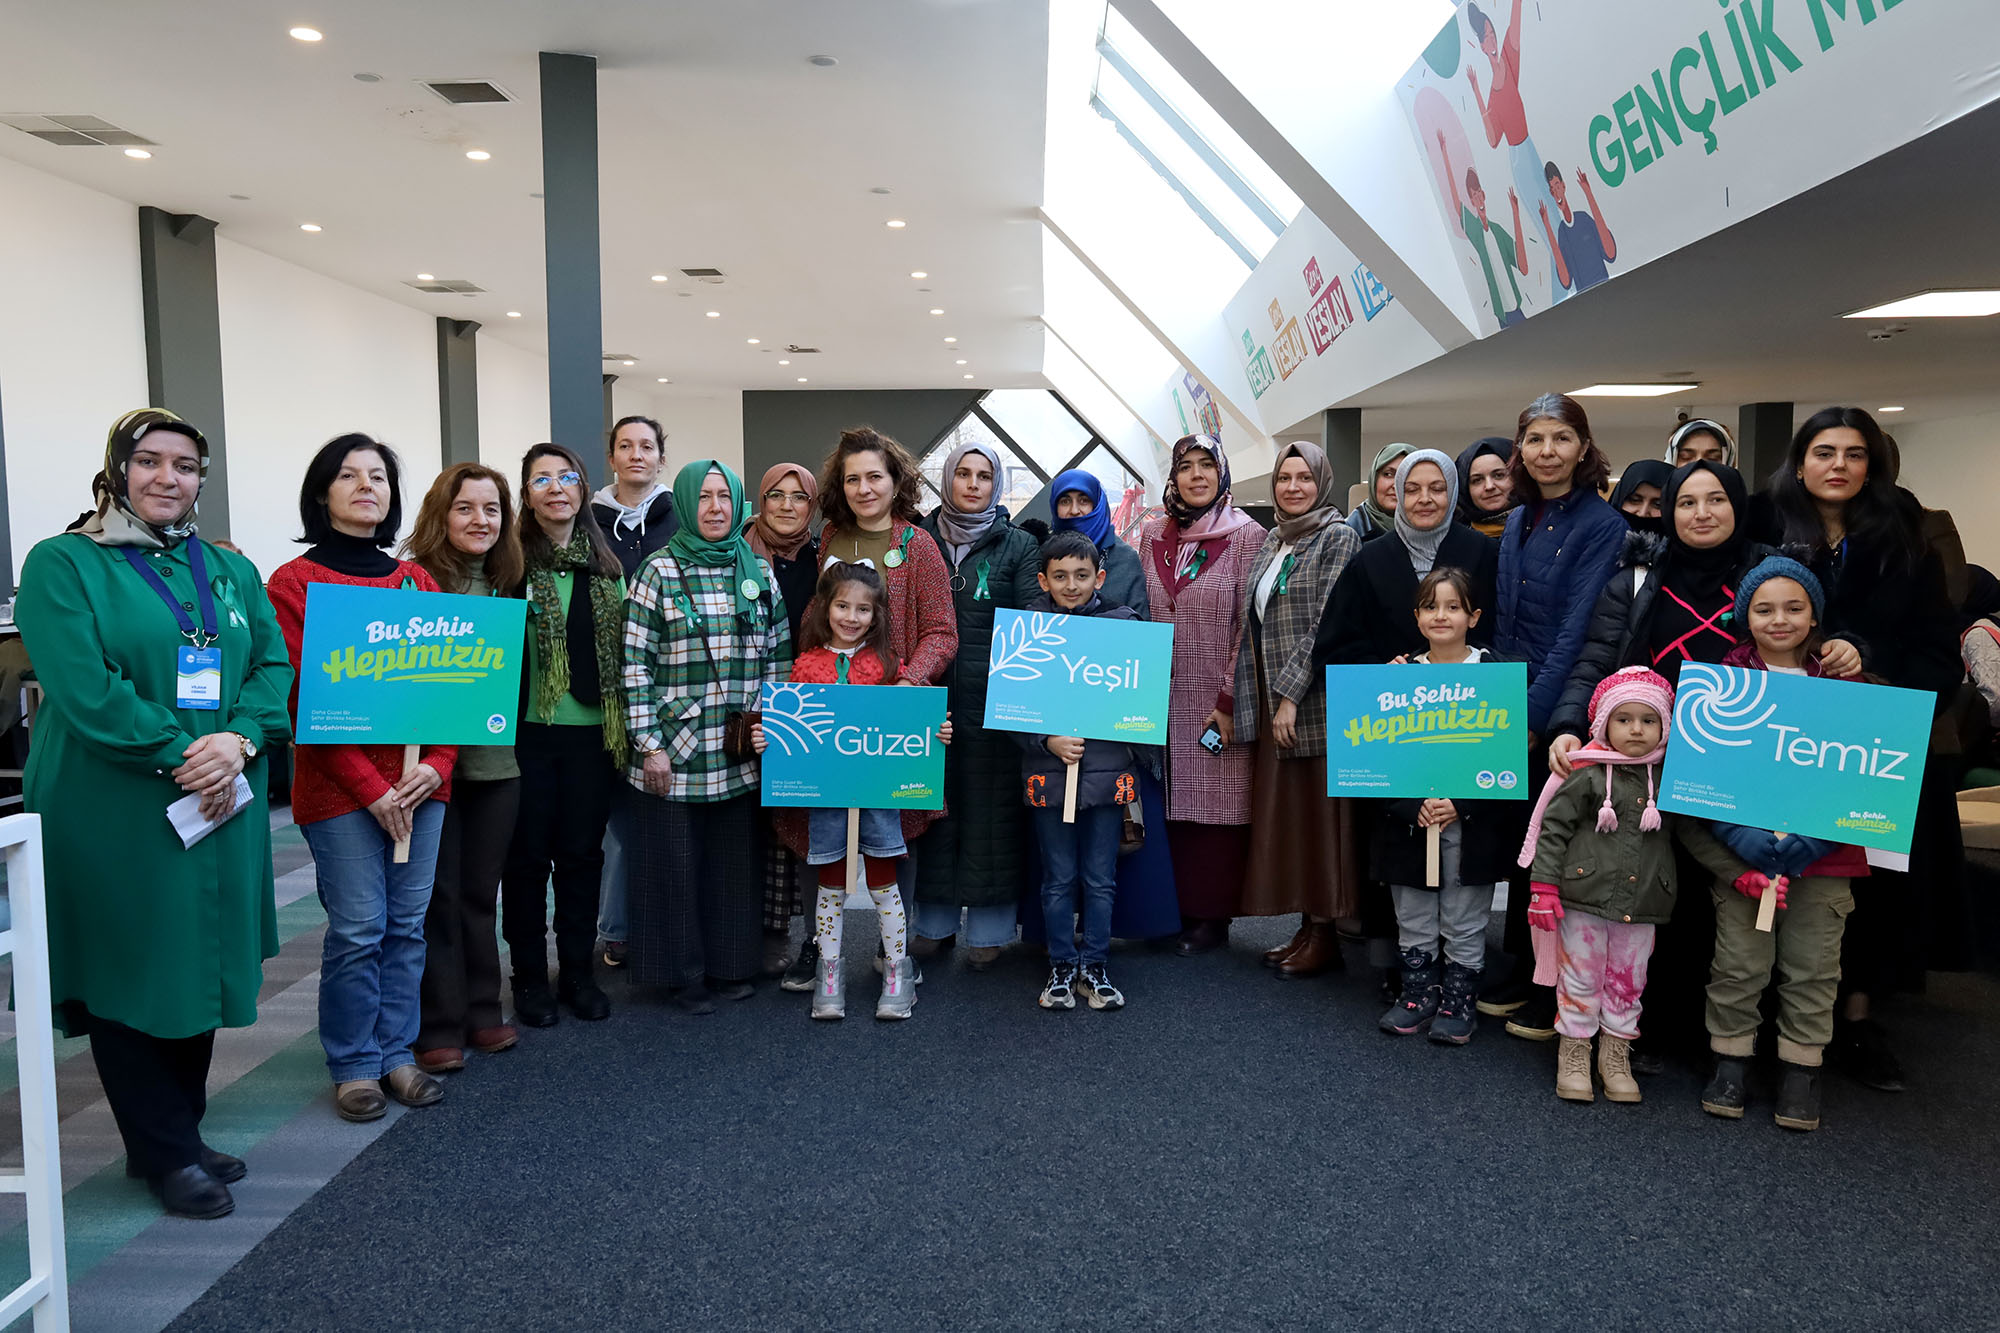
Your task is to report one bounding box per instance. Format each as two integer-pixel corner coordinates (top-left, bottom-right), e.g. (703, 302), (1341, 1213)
(666, 460), (764, 617)
(1354, 441), (1417, 535)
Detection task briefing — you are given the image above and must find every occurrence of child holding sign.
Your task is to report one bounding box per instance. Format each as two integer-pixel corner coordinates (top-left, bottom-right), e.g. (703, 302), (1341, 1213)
(1377, 568), (1513, 1044)
(752, 563), (950, 1021)
(1015, 532), (1144, 1012)
(1678, 556), (1868, 1132)
(1519, 666), (1678, 1104)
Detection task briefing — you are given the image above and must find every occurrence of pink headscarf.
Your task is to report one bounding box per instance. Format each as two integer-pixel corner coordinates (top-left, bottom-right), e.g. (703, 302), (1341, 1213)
(1162, 433), (1254, 578)
(747, 462), (817, 562)
(1517, 666), (1675, 868)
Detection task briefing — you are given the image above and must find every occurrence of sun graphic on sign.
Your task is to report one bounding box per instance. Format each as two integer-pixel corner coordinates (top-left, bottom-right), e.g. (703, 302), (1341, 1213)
(760, 683), (837, 756)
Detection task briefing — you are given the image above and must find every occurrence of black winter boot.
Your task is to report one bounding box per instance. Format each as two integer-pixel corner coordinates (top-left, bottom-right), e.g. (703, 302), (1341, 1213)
(1773, 1062), (1823, 1131)
(1428, 963), (1480, 1045)
(1700, 1057), (1749, 1119)
(1378, 950), (1440, 1035)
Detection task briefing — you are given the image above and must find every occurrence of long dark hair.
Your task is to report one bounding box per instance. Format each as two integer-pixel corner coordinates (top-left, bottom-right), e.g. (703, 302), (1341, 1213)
(517, 442), (621, 577)
(816, 427), (925, 531)
(298, 433), (403, 545)
(799, 561), (900, 679)
(404, 462), (525, 592)
(1764, 406), (1922, 571)
(1505, 393), (1611, 506)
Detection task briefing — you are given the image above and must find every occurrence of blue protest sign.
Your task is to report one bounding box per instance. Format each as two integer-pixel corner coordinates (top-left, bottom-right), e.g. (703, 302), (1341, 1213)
(982, 608), (1174, 744)
(296, 583), (527, 744)
(1659, 664), (1932, 854)
(758, 682), (947, 809)
(1324, 662), (1530, 799)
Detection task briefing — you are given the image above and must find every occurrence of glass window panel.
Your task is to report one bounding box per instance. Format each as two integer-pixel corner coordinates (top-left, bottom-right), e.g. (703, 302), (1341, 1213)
(1094, 61), (1278, 260)
(920, 412), (1042, 518)
(982, 390), (1091, 475)
(1100, 8), (1304, 226)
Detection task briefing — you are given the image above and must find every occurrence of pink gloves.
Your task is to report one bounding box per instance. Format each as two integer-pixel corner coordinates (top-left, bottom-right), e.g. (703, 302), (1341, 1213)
(1527, 883), (1565, 932)
(1732, 870), (1790, 910)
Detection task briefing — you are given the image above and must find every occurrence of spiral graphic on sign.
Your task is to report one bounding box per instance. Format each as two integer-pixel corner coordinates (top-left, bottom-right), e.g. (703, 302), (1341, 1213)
(1673, 663), (1775, 754)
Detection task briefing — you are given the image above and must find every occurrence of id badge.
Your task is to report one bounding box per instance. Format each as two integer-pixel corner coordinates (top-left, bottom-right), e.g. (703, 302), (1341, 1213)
(177, 645), (223, 710)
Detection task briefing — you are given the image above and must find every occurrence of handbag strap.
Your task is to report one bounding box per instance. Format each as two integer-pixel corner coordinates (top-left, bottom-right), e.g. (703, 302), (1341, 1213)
(673, 561), (752, 712)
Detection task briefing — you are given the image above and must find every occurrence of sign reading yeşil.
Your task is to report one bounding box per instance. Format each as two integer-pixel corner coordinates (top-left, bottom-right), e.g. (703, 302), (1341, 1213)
(1324, 663), (1530, 799)
(980, 609), (1174, 745)
(758, 682), (947, 809)
(1658, 664), (1932, 854)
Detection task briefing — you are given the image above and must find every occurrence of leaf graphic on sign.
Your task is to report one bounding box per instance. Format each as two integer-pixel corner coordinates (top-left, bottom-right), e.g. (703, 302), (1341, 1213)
(759, 682), (837, 756)
(987, 613), (1067, 682)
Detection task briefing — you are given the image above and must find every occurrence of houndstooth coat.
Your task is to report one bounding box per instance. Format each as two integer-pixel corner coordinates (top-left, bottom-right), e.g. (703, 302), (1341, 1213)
(1232, 520), (1361, 759)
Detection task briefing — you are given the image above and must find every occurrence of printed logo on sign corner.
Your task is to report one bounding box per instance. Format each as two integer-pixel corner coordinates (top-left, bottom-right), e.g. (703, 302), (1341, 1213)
(759, 682), (839, 756)
(1475, 770), (1496, 790)
(891, 780), (937, 803)
(1673, 664), (1775, 755)
(1497, 770), (1518, 790)
(485, 713), (506, 735)
(1303, 256), (1324, 296)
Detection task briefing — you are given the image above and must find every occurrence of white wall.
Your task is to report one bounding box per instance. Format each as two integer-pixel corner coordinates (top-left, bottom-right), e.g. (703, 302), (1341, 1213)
(215, 238), (441, 579)
(646, 389), (745, 483)
(1891, 407), (2000, 572)
(0, 156), (150, 582)
(475, 333), (551, 479)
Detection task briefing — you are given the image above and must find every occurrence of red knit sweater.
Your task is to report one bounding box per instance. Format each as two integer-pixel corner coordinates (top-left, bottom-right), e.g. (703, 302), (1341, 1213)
(791, 645), (889, 685)
(266, 555), (458, 826)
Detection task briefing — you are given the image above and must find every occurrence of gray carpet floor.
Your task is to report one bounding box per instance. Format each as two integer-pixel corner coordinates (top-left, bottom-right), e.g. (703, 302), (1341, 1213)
(166, 916), (2000, 1331)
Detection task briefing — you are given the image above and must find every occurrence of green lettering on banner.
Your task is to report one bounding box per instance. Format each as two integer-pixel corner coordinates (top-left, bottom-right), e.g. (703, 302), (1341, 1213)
(1740, 0), (1803, 85)
(1724, 6), (1763, 100)
(1670, 45), (1720, 154)
(1635, 68), (1683, 160)
(1589, 113), (1627, 185)
(1701, 29), (1750, 115)
(1613, 92), (1652, 173)
(1807, 0), (1882, 52)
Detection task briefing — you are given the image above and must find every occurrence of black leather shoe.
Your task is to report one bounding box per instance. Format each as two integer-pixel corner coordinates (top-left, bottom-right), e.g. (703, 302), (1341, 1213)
(1175, 919), (1227, 956)
(128, 1145), (247, 1185)
(559, 975), (612, 1021)
(513, 980), (560, 1028)
(673, 984), (716, 1015)
(711, 978), (755, 1002)
(152, 1165), (234, 1220)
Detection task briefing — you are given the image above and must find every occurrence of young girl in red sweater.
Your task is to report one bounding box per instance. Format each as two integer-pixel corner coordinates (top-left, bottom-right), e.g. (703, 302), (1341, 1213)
(753, 562), (950, 1021)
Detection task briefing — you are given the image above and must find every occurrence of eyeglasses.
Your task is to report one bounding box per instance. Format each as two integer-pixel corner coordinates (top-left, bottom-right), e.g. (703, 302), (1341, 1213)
(763, 490), (811, 506)
(529, 471), (582, 491)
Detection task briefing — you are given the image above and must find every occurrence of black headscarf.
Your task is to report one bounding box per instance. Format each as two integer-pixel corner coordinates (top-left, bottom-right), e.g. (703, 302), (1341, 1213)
(1455, 436), (1516, 524)
(1608, 459), (1674, 536)
(1657, 460), (1749, 602)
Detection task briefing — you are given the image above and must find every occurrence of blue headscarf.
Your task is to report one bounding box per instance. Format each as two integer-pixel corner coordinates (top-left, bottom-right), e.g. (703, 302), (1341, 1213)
(1049, 468), (1111, 547)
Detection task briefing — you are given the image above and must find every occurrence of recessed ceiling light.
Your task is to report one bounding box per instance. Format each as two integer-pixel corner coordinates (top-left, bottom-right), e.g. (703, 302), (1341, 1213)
(808, 54), (839, 67)
(870, 186), (892, 195)
(778, 359), (790, 366)
(747, 338), (760, 345)
(964, 373), (975, 380)
(886, 219), (906, 229)
(650, 274), (668, 282)
(797, 377), (809, 383)
(705, 310), (721, 318)
(289, 26), (323, 42)
(1879, 405), (1906, 413)
(123, 148), (151, 160)
(657, 377), (670, 383)
(353, 72), (382, 83)
(1566, 382), (1696, 397)
(300, 222), (322, 232)
(910, 270), (927, 279)
(955, 359), (967, 365)
(1845, 290), (2000, 319)
(622, 359), (636, 366)
(465, 149), (491, 161)
(416, 273), (435, 281)
(505, 310), (522, 318)
(930, 308), (944, 316)
(944, 336), (957, 343)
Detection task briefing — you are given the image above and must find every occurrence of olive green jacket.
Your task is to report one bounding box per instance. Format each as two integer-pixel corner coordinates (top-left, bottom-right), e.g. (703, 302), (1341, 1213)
(1527, 764), (1679, 925)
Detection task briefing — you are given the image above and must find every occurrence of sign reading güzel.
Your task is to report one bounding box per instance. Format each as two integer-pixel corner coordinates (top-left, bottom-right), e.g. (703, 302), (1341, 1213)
(758, 681), (947, 810)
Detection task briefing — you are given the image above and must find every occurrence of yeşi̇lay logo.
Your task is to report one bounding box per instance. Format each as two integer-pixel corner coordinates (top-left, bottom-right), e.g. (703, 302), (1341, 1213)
(486, 713), (506, 734)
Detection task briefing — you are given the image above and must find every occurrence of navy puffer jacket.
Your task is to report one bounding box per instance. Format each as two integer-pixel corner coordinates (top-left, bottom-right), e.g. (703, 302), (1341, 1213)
(1494, 487), (1627, 735)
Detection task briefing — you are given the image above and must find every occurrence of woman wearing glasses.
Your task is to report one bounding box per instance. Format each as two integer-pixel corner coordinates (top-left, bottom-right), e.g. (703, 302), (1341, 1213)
(746, 463), (821, 978)
(499, 444), (627, 1028)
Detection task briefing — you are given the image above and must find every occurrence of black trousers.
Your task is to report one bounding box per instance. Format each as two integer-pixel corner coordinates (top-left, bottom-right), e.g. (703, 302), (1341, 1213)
(501, 723), (615, 983)
(89, 1018), (215, 1178)
(421, 776), (520, 1049)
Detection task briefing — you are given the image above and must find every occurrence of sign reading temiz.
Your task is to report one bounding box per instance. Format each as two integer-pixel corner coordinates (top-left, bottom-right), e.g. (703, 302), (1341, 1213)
(296, 583), (527, 744)
(759, 682), (946, 809)
(1325, 662), (1529, 799)
(981, 609), (1174, 744)
(1659, 664), (1932, 854)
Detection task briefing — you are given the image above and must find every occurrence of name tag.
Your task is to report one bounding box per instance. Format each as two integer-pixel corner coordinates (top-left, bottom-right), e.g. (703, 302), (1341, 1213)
(177, 645), (223, 710)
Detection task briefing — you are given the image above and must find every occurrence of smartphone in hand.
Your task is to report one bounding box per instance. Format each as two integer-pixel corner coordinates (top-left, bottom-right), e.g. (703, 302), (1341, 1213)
(1198, 724), (1225, 755)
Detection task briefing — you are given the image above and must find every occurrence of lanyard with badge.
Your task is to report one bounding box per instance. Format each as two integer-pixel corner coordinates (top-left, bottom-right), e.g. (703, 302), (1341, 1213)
(122, 542), (223, 710)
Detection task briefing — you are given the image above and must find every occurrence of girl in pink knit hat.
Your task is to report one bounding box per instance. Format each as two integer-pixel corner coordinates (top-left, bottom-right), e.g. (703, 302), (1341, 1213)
(1517, 665), (1679, 1104)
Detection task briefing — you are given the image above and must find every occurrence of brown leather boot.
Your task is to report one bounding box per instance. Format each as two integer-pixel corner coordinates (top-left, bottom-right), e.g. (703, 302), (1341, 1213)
(1262, 916), (1313, 968)
(1276, 922), (1343, 979)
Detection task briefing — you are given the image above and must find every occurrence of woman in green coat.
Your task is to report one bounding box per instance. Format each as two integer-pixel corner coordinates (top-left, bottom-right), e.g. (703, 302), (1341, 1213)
(18, 409), (294, 1221)
(911, 440), (1042, 964)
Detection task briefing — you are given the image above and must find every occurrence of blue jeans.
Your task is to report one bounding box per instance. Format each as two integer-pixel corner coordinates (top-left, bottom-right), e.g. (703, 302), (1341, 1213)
(1035, 805), (1121, 966)
(912, 901), (1018, 948)
(301, 803), (444, 1083)
(597, 791), (631, 944)
(806, 806), (906, 864)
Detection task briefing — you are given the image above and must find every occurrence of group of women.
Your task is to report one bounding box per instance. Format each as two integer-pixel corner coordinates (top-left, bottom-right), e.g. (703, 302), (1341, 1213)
(19, 393), (1972, 1221)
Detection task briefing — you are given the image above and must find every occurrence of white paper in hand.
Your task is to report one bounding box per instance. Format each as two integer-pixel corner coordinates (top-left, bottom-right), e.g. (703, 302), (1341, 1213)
(166, 775), (255, 849)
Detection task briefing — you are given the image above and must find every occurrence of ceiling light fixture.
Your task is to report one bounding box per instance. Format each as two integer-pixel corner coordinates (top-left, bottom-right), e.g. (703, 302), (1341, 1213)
(299, 222), (322, 232)
(1879, 405), (1906, 413)
(870, 186), (892, 195)
(747, 338), (760, 345)
(808, 54), (838, 67)
(465, 149), (491, 161)
(353, 72), (382, 83)
(886, 219), (906, 229)
(416, 273), (435, 281)
(658, 377), (670, 383)
(505, 310), (522, 318)
(910, 270), (927, 279)
(706, 310), (721, 318)
(123, 147), (151, 159)
(944, 336), (957, 343)
(1844, 290), (2000, 319)
(1566, 382), (1696, 397)
(955, 359), (967, 365)
(289, 26), (323, 42)
(930, 308), (944, 316)
(964, 373), (975, 380)
(651, 274), (669, 282)
(778, 359), (790, 366)
(797, 377), (809, 383)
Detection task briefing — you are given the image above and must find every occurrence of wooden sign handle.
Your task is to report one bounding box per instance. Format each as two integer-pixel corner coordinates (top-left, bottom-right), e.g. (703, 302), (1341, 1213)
(1425, 822), (1441, 888)
(1756, 877), (1781, 932)
(845, 807), (862, 897)
(392, 743), (418, 864)
(1062, 760), (1079, 825)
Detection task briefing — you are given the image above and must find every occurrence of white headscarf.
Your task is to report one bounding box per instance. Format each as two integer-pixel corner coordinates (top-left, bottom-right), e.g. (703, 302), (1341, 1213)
(1392, 449), (1460, 576)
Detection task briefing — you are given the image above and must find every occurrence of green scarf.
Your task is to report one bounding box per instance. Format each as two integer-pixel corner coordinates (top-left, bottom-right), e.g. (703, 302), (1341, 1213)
(666, 460), (764, 618)
(526, 528), (628, 765)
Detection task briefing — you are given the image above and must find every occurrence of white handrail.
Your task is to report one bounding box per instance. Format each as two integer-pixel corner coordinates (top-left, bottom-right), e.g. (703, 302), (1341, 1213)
(0, 813), (69, 1330)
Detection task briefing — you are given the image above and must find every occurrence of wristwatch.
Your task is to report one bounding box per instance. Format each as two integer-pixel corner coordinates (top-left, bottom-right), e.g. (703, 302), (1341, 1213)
(235, 733), (257, 761)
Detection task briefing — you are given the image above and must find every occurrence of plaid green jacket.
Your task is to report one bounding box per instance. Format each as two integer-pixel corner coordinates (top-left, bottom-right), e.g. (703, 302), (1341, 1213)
(622, 551), (792, 802)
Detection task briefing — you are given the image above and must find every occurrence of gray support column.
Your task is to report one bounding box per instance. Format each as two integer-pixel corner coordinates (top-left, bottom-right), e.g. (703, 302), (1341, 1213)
(540, 51), (604, 485)
(1737, 402), (1794, 489)
(1322, 407), (1362, 494)
(137, 207), (230, 538)
(437, 319), (481, 467)
(0, 374), (13, 597)
(601, 373), (617, 444)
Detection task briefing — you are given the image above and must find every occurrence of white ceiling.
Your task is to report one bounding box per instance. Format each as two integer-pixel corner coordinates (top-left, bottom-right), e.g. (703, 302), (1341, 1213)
(0, 0), (1049, 393)
(1331, 98), (2000, 449)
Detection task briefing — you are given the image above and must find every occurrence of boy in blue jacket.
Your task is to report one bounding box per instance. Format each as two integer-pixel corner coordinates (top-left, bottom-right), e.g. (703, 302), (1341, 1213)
(1017, 532), (1145, 1012)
